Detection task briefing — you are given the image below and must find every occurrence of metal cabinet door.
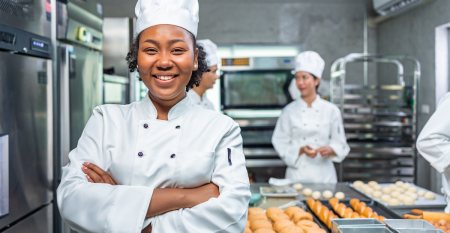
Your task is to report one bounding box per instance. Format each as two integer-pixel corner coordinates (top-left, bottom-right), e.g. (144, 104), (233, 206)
(0, 52), (53, 229)
(3, 204), (53, 233)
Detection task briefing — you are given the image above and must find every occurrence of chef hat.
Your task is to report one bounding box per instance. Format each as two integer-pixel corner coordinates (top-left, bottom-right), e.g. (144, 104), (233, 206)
(197, 39), (219, 67)
(294, 51), (325, 78)
(135, 0), (199, 37)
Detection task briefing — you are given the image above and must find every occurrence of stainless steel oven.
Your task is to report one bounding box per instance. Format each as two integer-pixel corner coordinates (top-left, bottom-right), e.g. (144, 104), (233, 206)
(220, 57), (295, 182)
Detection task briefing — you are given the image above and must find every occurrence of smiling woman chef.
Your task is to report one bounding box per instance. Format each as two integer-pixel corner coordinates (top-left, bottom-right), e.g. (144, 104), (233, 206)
(56, 0), (251, 232)
(272, 51), (350, 183)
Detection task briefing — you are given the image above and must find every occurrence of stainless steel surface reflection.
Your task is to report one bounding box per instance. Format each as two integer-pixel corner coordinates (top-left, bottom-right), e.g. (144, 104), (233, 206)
(3, 204), (53, 233)
(0, 52), (53, 229)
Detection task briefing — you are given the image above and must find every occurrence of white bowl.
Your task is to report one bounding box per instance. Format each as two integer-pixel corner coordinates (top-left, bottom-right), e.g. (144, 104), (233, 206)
(268, 178), (292, 193)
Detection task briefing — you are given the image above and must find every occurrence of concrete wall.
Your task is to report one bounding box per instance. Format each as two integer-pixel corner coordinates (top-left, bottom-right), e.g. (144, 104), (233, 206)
(97, 0), (376, 84)
(377, 0), (450, 191)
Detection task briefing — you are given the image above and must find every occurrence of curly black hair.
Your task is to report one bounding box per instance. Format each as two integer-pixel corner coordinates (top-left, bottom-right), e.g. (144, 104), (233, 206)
(125, 32), (208, 92)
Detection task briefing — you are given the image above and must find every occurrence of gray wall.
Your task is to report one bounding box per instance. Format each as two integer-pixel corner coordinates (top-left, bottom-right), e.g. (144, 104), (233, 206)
(97, 0), (376, 84)
(377, 0), (450, 191)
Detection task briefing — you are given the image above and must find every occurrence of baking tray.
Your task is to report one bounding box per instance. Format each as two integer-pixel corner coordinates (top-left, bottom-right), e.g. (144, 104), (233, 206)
(338, 226), (394, 233)
(260, 186), (300, 197)
(349, 183), (447, 209)
(302, 199), (401, 233)
(383, 219), (436, 233)
(301, 201), (332, 233)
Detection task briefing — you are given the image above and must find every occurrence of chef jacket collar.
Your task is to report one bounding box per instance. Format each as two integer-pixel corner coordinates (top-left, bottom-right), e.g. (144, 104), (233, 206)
(142, 93), (192, 120)
(297, 94), (321, 109)
(187, 90), (203, 103)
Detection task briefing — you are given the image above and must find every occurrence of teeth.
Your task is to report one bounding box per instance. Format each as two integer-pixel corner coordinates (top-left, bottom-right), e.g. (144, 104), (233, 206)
(156, 76), (174, 81)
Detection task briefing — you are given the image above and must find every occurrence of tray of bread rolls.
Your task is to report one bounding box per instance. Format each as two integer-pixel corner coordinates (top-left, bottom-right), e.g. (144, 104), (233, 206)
(246, 202), (329, 233)
(350, 180), (447, 209)
(302, 198), (402, 233)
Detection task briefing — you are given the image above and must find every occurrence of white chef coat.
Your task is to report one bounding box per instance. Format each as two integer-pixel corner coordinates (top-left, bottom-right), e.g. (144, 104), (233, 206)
(57, 94), (251, 233)
(187, 90), (215, 111)
(417, 92), (450, 213)
(272, 95), (350, 183)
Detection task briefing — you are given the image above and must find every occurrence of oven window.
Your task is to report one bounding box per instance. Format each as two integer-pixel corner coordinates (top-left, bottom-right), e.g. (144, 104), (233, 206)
(221, 71), (293, 109)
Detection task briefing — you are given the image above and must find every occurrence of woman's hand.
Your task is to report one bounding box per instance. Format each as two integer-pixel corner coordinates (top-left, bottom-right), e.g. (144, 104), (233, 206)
(82, 162), (117, 185)
(316, 146), (336, 158)
(301, 146), (317, 158)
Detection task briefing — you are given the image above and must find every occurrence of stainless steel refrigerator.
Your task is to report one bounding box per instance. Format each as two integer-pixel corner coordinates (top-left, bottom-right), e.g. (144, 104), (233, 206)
(56, 0), (103, 232)
(0, 0), (54, 231)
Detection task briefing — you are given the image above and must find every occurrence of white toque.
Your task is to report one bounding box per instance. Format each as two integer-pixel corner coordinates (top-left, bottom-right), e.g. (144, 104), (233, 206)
(197, 39), (219, 67)
(135, 0), (200, 37)
(294, 51), (325, 78)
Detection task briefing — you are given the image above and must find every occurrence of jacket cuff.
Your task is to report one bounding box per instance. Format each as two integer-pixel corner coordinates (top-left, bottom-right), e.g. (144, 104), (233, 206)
(282, 145), (302, 167)
(105, 186), (154, 233)
(329, 144), (347, 163)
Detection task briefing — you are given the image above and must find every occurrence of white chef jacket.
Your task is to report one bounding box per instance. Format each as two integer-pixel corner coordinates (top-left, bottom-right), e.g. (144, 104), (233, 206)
(417, 92), (450, 213)
(57, 94), (251, 233)
(187, 90), (215, 111)
(272, 95), (350, 183)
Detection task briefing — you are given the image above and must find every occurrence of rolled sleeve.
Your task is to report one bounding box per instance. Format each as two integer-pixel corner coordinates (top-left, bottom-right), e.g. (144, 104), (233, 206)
(57, 107), (153, 233)
(150, 122), (251, 233)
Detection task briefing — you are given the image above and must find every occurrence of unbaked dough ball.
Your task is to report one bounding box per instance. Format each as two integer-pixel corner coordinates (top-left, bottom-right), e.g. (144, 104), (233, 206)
(335, 192), (345, 200)
(404, 191), (414, 197)
(395, 181), (404, 187)
(388, 198), (400, 206)
(361, 184), (369, 191)
(312, 191), (321, 200)
(353, 180), (364, 188)
(389, 184), (397, 189)
(390, 191), (400, 198)
(368, 181), (378, 187)
(382, 187), (392, 194)
(402, 183), (411, 190)
(409, 193), (418, 200)
(418, 190), (426, 196)
(397, 194), (406, 202)
(323, 190), (333, 199)
(408, 187), (417, 193)
(293, 183), (303, 191)
(303, 188), (312, 196)
(364, 187), (374, 195)
(373, 185), (382, 191)
(372, 191), (382, 198)
(425, 192), (436, 200)
(403, 196), (414, 205)
(381, 194), (391, 202)
(396, 187), (405, 193)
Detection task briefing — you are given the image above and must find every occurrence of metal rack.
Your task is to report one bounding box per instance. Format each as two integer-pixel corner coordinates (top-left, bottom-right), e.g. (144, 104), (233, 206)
(330, 54), (421, 183)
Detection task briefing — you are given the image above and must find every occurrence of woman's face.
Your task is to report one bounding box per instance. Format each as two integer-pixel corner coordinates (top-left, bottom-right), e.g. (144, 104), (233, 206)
(295, 71), (320, 97)
(137, 24), (198, 102)
(200, 65), (219, 90)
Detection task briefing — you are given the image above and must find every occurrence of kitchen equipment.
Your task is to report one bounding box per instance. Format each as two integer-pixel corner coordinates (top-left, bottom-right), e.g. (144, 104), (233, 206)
(384, 219), (436, 233)
(0, 3), (53, 230)
(330, 54), (420, 183)
(338, 227), (394, 233)
(221, 57), (295, 182)
(56, 1), (103, 232)
(331, 219), (385, 233)
(404, 209), (450, 222)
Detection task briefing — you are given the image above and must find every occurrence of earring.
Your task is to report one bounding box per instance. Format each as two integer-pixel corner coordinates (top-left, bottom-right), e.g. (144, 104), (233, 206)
(194, 64), (197, 68)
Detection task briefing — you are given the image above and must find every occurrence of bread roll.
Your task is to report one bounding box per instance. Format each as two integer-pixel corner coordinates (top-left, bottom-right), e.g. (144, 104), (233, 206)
(353, 180), (364, 188)
(389, 184), (397, 189)
(253, 229), (276, 233)
(279, 226), (304, 233)
(250, 220), (272, 231)
(390, 191), (400, 198)
(418, 190), (426, 196)
(269, 212), (290, 222)
(350, 198), (360, 208)
(402, 183), (411, 189)
(285, 206), (303, 219)
(296, 220), (319, 228)
(293, 211), (313, 223)
(323, 190), (333, 199)
(409, 193), (418, 200)
(293, 183), (303, 191)
(244, 227), (252, 233)
(266, 207), (284, 216)
(246, 220), (251, 229)
(249, 213), (268, 223)
(403, 196), (414, 205)
(303, 188), (313, 197)
(273, 219), (295, 232)
(312, 191), (321, 200)
(368, 181), (378, 187)
(372, 191), (382, 198)
(408, 187), (417, 193)
(381, 195), (391, 202)
(373, 185), (382, 191)
(307, 228), (326, 233)
(388, 198), (400, 206)
(335, 192), (345, 200)
(382, 187), (392, 194)
(248, 207), (265, 216)
(396, 187), (405, 193)
(364, 187), (374, 195)
(329, 198), (339, 210)
(397, 194), (406, 202)
(395, 181), (404, 187)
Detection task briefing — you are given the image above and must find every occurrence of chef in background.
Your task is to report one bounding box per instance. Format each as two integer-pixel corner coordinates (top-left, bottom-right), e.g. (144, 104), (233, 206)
(272, 51), (350, 183)
(417, 92), (450, 212)
(187, 39), (219, 110)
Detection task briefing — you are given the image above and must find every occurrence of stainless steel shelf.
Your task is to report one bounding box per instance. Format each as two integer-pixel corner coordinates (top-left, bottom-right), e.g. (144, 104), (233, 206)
(243, 148), (278, 157)
(245, 159), (286, 168)
(344, 122), (412, 128)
